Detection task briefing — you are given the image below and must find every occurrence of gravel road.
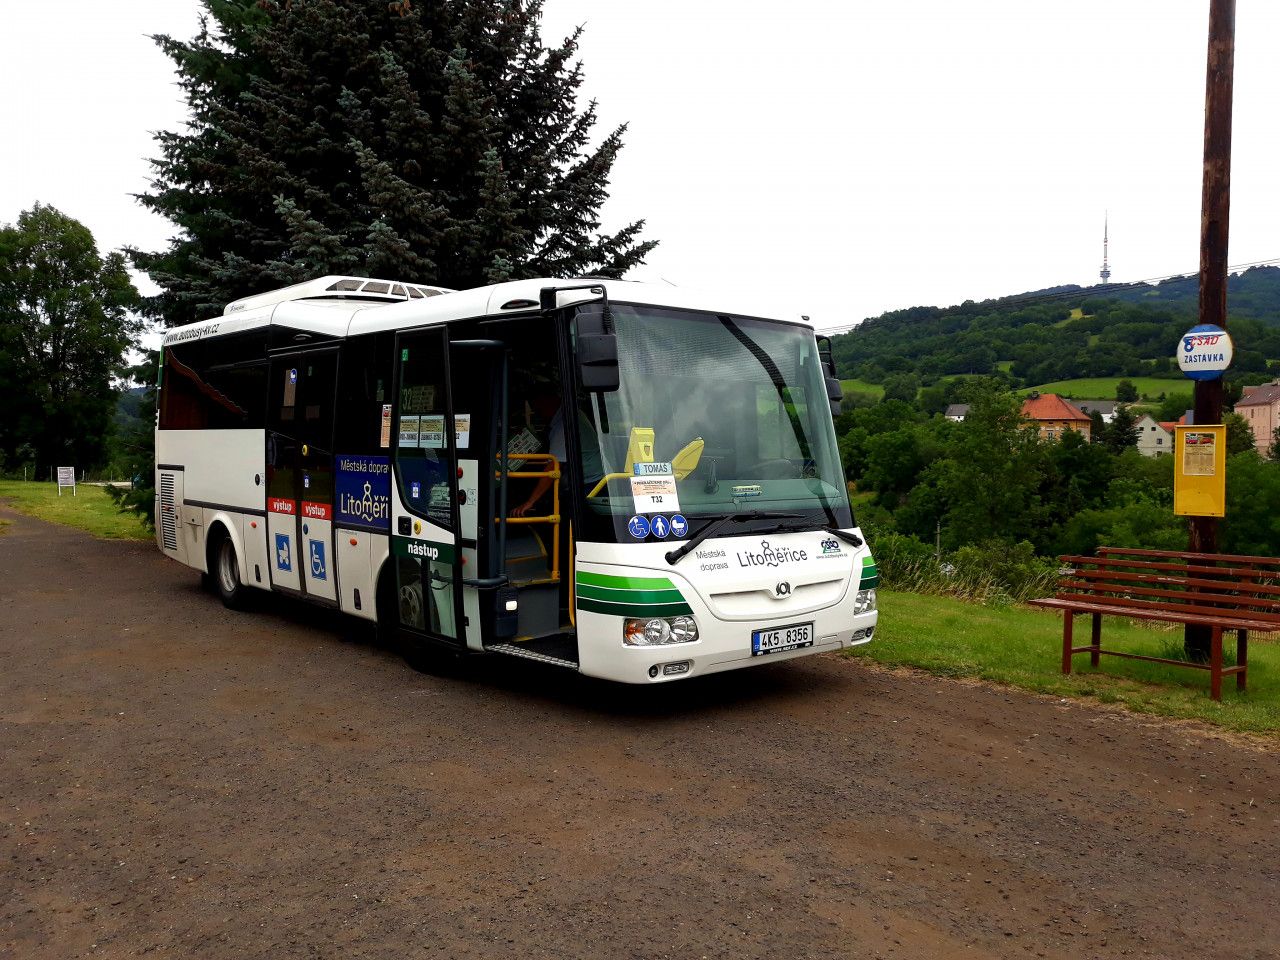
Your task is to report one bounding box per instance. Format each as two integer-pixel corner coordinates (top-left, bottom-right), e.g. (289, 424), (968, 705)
(2, 505), (1278, 959)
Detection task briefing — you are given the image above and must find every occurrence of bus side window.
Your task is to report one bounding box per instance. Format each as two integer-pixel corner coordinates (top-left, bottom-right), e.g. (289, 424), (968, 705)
(159, 337), (267, 430)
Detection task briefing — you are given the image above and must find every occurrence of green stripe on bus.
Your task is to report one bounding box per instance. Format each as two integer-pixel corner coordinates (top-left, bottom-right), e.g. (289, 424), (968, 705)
(577, 597), (694, 618)
(575, 584), (687, 605)
(860, 574), (879, 589)
(575, 571), (679, 591)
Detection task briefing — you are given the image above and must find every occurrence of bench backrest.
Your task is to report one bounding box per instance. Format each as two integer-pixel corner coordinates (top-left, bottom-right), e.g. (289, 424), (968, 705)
(1058, 548), (1280, 625)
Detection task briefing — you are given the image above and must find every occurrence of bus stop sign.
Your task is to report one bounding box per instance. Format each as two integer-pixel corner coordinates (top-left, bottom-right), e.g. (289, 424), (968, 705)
(1177, 324), (1233, 381)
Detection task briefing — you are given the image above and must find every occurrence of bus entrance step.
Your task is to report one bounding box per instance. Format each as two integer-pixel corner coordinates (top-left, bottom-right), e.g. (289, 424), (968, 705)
(486, 638), (578, 669)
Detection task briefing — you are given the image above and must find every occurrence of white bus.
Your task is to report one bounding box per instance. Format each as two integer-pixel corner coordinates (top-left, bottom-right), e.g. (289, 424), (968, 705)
(155, 275), (877, 683)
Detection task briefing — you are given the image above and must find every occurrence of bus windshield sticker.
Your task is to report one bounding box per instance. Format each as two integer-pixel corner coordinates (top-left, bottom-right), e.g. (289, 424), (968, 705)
(399, 415), (421, 447)
(283, 369), (297, 407)
(336, 455), (390, 529)
(380, 404), (392, 448)
(633, 461), (672, 477)
(402, 384), (435, 412)
(420, 414), (446, 449)
(630, 475), (679, 514)
(455, 413), (471, 449)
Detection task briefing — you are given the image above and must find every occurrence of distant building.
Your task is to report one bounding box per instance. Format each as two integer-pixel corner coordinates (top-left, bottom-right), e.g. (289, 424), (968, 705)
(1134, 414), (1172, 457)
(944, 403), (970, 422)
(1074, 400), (1117, 424)
(1236, 381), (1280, 456)
(1021, 392), (1092, 440)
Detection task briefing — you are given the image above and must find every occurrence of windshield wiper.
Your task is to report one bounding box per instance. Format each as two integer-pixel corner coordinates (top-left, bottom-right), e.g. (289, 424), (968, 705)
(823, 527), (863, 547)
(664, 511), (802, 565)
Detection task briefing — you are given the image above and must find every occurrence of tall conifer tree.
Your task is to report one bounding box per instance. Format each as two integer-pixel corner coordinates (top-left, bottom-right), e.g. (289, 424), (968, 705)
(134, 0), (656, 326)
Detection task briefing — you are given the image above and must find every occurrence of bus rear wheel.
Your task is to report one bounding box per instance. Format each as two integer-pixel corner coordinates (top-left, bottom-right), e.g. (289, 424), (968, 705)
(211, 531), (246, 609)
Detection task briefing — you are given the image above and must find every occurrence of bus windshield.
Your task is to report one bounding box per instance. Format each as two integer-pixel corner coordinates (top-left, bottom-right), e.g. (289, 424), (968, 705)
(575, 304), (853, 542)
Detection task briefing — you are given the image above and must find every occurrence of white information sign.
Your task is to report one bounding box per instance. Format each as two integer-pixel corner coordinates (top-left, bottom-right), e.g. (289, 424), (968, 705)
(420, 414), (446, 449)
(630, 475), (679, 514)
(455, 413), (471, 449)
(398, 415), (421, 447)
(56, 466), (75, 497)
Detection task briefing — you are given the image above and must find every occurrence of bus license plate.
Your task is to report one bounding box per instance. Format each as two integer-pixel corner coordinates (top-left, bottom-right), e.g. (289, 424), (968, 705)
(751, 622), (814, 657)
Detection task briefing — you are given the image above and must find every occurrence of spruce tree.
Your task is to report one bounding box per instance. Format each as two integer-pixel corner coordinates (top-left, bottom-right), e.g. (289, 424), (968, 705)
(134, 0), (657, 326)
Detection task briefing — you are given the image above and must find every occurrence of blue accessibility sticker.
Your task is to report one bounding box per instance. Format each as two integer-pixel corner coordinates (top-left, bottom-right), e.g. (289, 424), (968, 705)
(669, 514), (689, 538)
(650, 515), (671, 539)
(627, 515), (650, 539)
(275, 533), (292, 572)
(309, 539), (327, 580)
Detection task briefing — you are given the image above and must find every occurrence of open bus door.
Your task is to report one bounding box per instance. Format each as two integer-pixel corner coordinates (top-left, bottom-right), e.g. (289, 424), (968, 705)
(449, 330), (576, 665)
(391, 329), (465, 649)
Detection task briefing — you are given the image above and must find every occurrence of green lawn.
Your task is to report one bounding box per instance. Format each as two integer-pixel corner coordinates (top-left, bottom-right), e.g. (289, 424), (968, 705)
(0, 480), (151, 541)
(840, 378), (884, 399)
(1020, 376), (1186, 400)
(848, 590), (1280, 734)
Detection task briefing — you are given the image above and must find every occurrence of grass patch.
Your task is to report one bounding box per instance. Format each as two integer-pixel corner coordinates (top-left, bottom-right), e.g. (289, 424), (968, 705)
(840, 378), (884, 399)
(0, 480), (151, 541)
(1020, 376), (1185, 400)
(848, 590), (1280, 734)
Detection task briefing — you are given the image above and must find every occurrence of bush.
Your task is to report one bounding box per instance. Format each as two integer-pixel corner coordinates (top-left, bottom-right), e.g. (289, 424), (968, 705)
(950, 539), (1059, 602)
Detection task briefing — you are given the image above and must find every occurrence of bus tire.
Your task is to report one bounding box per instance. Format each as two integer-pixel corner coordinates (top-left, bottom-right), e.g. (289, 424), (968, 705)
(209, 527), (246, 610)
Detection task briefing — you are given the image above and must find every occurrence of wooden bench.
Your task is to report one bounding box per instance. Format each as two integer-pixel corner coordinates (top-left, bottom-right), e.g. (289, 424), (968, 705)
(1029, 547), (1280, 700)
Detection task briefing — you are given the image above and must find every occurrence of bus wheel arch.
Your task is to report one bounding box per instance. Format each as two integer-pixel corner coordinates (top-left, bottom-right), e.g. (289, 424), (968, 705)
(206, 522), (247, 609)
(373, 558), (398, 649)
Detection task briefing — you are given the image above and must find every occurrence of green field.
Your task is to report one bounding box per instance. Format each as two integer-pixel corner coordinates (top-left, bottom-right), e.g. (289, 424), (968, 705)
(0, 480), (151, 541)
(839, 378), (884, 399)
(1020, 376), (1187, 401)
(849, 591), (1279, 734)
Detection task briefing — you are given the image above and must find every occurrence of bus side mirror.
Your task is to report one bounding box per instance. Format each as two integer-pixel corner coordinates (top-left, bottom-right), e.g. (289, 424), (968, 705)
(578, 332), (620, 392)
(826, 376), (842, 416)
(539, 288), (558, 315)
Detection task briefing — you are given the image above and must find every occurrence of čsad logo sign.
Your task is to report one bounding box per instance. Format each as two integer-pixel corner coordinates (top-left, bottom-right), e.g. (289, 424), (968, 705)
(1178, 324), (1233, 381)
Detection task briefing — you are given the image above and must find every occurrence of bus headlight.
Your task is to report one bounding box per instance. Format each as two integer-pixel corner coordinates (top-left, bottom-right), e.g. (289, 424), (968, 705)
(624, 615), (699, 646)
(854, 589), (877, 615)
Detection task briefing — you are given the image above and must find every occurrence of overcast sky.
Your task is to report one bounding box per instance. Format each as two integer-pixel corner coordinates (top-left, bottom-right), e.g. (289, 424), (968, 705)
(3, 1), (1278, 334)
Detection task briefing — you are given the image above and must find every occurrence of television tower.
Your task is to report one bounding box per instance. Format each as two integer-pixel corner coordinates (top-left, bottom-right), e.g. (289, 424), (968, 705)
(1099, 213), (1112, 283)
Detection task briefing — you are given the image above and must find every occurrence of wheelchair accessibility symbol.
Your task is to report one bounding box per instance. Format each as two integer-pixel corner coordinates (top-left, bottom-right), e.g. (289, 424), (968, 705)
(309, 539), (327, 581)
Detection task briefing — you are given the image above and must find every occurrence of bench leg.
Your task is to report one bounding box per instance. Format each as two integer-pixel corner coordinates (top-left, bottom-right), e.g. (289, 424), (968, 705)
(1062, 612), (1074, 675)
(1210, 625), (1223, 701)
(1090, 613), (1102, 668)
(1238, 629), (1248, 693)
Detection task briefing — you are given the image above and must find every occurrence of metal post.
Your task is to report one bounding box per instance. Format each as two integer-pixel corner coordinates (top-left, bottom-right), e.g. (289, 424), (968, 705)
(1186, 0), (1235, 662)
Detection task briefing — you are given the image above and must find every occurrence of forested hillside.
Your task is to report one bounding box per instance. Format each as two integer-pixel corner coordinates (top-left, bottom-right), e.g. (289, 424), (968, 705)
(831, 265), (1280, 390)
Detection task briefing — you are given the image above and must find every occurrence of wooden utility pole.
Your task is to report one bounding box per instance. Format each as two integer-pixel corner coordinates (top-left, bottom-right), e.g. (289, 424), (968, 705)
(1186, 0), (1235, 661)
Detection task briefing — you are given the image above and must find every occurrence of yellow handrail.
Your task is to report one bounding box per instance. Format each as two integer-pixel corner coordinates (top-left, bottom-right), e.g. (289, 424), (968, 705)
(587, 472), (631, 499)
(495, 453), (561, 582)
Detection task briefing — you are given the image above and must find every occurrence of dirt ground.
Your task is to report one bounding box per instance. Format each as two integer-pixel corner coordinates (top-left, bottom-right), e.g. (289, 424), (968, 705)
(2, 505), (1278, 960)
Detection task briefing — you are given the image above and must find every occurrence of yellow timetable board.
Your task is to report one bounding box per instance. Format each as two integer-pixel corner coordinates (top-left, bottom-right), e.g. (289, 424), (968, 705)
(1173, 424), (1226, 517)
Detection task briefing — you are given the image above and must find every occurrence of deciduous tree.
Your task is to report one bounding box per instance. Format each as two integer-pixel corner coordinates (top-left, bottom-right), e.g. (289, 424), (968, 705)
(0, 204), (140, 474)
